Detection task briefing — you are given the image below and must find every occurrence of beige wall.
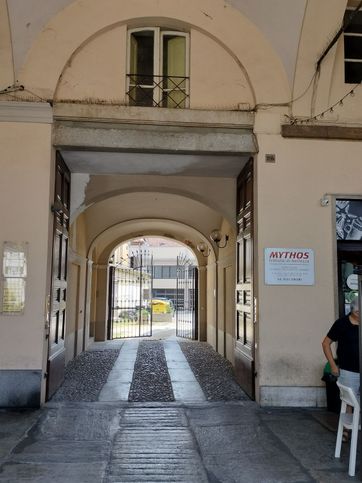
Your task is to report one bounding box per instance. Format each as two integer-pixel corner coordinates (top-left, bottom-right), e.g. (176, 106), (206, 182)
(56, 24), (253, 109)
(255, 123), (362, 402)
(1, 0), (361, 408)
(81, 178), (233, 248)
(55, 25), (127, 102)
(216, 219), (236, 362)
(190, 29), (253, 110)
(206, 261), (217, 349)
(0, 121), (52, 369)
(18, 0), (288, 103)
(0, 0), (14, 87)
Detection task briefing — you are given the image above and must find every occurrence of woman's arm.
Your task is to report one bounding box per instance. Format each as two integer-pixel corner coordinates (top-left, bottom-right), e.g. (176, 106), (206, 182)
(322, 336), (339, 375)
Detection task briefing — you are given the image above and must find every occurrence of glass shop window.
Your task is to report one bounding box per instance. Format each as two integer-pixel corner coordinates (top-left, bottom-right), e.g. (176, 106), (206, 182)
(336, 199), (362, 316)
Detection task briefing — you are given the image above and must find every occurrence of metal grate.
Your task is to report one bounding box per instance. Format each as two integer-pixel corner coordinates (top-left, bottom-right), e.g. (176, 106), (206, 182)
(127, 74), (189, 108)
(176, 260), (198, 340)
(109, 251), (153, 339)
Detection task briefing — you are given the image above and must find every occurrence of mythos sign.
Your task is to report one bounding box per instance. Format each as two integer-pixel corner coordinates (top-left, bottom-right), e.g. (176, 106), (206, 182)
(264, 248), (315, 286)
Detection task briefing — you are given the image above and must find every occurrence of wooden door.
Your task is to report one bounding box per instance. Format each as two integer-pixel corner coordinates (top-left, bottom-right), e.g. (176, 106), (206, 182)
(235, 159), (255, 399)
(46, 152), (70, 399)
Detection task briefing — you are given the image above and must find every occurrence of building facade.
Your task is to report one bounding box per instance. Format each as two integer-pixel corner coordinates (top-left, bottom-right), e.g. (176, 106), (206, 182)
(0, 0), (362, 407)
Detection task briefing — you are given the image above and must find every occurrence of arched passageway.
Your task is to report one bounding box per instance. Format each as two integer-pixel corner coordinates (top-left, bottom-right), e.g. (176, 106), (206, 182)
(107, 236), (199, 341)
(63, 182), (237, 388)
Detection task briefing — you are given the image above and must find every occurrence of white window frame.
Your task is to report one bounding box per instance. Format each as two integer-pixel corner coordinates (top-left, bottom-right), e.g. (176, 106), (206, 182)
(160, 30), (190, 108)
(126, 27), (190, 107)
(344, 7), (362, 83)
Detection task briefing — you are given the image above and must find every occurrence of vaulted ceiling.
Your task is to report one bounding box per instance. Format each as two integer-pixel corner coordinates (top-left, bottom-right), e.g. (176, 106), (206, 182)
(6, 0), (307, 83)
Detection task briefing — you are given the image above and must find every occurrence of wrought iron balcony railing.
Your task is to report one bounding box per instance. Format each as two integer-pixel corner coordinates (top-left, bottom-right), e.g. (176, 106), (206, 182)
(126, 74), (189, 108)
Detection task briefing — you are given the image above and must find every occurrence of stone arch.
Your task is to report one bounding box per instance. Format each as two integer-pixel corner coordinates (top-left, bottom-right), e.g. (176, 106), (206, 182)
(53, 17), (256, 105)
(87, 218), (217, 342)
(19, 0), (290, 103)
(88, 218), (216, 266)
(71, 183), (236, 229)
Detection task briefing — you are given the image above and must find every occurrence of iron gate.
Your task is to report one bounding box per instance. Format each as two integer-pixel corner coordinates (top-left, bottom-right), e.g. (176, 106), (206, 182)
(176, 259), (198, 339)
(108, 251), (153, 339)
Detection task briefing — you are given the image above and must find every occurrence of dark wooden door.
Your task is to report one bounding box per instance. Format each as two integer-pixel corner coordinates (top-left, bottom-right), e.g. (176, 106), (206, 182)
(235, 158), (255, 399)
(46, 152), (70, 399)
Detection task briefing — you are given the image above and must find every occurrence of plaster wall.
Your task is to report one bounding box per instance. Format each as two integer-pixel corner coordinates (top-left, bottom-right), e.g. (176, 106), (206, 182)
(256, 130), (362, 401)
(0, 0), (14, 87)
(78, 174), (236, 230)
(216, 219), (236, 362)
(55, 25), (127, 103)
(70, 212), (88, 255)
(0, 122), (52, 369)
(65, 213), (88, 362)
(18, 0), (289, 103)
(55, 23), (253, 109)
(189, 29), (253, 110)
(65, 262), (81, 364)
(291, 0), (362, 123)
(206, 262), (217, 349)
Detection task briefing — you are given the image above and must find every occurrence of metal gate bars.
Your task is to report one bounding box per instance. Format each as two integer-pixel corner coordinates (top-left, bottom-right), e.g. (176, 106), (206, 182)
(176, 259), (198, 340)
(108, 251), (153, 339)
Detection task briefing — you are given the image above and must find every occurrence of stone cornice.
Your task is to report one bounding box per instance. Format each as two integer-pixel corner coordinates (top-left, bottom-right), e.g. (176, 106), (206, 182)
(53, 103), (254, 129)
(0, 101), (53, 124)
(282, 124), (362, 141)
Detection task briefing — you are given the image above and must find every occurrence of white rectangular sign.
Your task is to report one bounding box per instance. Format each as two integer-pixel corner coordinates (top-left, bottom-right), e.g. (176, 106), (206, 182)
(264, 248), (314, 285)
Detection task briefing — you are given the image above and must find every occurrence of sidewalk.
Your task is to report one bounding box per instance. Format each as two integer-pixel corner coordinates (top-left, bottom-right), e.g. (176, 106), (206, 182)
(0, 338), (358, 482)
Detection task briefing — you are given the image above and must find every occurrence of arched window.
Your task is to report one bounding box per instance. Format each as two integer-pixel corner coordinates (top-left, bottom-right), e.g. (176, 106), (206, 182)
(127, 27), (189, 108)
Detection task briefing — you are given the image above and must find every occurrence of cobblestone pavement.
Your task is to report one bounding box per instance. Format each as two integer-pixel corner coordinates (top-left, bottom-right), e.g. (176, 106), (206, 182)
(1, 341), (358, 481)
(179, 341), (249, 401)
(128, 341), (175, 402)
(51, 339), (247, 403)
(51, 349), (121, 402)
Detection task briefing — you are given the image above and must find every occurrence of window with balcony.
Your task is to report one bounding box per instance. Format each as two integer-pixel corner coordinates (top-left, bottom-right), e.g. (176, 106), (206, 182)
(127, 28), (189, 108)
(344, 7), (362, 83)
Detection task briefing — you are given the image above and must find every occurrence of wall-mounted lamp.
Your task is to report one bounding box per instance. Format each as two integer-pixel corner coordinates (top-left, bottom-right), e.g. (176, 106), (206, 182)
(196, 242), (211, 257)
(320, 194), (330, 207)
(210, 229), (229, 248)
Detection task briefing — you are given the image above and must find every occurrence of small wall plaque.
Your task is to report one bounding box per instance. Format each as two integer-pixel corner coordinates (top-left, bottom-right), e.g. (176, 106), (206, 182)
(1, 242), (28, 314)
(265, 154), (276, 163)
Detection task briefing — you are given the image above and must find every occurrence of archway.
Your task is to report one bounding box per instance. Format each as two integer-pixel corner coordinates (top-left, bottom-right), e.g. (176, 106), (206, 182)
(107, 236), (198, 341)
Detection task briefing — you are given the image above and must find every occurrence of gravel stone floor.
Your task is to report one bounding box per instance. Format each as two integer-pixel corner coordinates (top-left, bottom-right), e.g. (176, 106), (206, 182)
(128, 340), (175, 402)
(179, 340), (249, 401)
(51, 349), (120, 402)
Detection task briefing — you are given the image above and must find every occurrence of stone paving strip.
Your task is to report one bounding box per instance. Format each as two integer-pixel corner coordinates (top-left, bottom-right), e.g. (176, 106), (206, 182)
(164, 340), (206, 403)
(104, 407), (209, 483)
(128, 340), (175, 402)
(99, 340), (139, 402)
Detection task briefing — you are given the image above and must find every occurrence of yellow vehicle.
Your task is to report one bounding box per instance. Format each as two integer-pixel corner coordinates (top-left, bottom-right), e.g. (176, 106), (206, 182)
(151, 298), (173, 314)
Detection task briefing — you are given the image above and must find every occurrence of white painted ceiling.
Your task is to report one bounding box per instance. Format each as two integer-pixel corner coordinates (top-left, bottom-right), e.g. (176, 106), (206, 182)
(7, 0), (307, 83)
(61, 150), (249, 177)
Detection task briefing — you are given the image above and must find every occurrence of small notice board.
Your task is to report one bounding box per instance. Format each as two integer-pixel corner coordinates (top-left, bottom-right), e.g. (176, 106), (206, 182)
(264, 248), (315, 285)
